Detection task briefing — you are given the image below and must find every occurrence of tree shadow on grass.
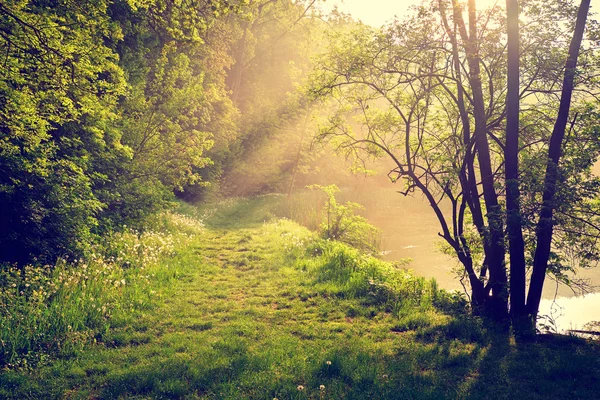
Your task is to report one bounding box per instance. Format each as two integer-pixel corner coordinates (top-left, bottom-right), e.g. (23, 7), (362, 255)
(95, 314), (600, 399)
(101, 356), (252, 399)
(411, 316), (600, 400)
(3, 313), (599, 399)
(467, 332), (600, 399)
(93, 327), (484, 400)
(99, 336), (254, 399)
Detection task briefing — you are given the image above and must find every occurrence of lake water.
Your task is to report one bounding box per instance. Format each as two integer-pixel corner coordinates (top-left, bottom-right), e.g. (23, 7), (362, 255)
(539, 293), (600, 332)
(341, 180), (600, 332)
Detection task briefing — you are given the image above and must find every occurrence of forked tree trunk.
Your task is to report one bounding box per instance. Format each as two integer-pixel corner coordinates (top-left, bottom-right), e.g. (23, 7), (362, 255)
(439, 1), (496, 315)
(526, 0), (591, 324)
(456, 0), (509, 320)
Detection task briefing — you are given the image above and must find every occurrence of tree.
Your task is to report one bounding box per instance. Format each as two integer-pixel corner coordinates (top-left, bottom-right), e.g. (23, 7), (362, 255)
(0, 0), (126, 263)
(527, 0), (592, 324)
(505, 0), (527, 326)
(225, 0), (319, 107)
(308, 0), (600, 332)
(0, 0), (244, 262)
(98, 0), (241, 225)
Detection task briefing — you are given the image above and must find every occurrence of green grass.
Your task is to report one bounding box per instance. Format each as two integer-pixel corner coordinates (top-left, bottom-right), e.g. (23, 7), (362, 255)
(1, 197), (599, 399)
(198, 192), (326, 232)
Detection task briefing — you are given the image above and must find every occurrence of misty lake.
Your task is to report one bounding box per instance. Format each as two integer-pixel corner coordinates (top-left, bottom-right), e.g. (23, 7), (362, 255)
(342, 180), (600, 332)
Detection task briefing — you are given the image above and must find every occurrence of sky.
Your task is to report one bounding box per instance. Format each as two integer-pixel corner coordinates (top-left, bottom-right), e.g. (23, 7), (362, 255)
(322, 0), (425, 26)
(320, 0), (556, 27)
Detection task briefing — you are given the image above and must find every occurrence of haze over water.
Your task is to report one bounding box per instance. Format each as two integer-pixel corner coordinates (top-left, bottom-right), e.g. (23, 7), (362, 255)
(321, 0), (600, 332)
(342, 176), (600, 332)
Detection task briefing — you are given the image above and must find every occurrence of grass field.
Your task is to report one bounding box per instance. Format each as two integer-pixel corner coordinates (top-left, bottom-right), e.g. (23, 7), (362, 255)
(1, 197), (599, 399)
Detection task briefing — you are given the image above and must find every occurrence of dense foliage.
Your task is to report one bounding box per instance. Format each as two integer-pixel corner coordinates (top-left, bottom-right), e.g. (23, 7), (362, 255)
(0, 0), (330, 264)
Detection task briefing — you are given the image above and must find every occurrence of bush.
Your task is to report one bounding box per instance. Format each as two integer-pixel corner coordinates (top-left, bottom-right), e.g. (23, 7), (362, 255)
(308, 184), (380, 252)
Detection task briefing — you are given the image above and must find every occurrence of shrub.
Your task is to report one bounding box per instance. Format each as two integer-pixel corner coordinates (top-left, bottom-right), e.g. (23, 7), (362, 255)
(308, 184), (380, 252)
(283, 232), (442, 314)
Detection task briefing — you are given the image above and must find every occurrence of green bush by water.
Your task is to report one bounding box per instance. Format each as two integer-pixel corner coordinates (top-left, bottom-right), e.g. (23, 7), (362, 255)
(277, 220), (442, 320)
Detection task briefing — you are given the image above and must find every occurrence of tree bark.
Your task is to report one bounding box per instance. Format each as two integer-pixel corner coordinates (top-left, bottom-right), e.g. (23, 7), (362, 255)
(527, 0), (591, 322)
(439, 0), (489, 312)
(455, 0), (508, 320)
(227, 21), (249, 105)
(505, 0), (527, 327)
(439, 1), (486, 238)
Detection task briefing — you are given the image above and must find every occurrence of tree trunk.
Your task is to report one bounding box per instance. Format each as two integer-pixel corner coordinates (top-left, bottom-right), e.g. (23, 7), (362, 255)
(458, 0), (509, 320)
(227, 21), (250, 106)
(505, 0), (528, 331)
(527, 0), (591, 324)
(439, 1), (486, 238)
(286, 110), (311, 198)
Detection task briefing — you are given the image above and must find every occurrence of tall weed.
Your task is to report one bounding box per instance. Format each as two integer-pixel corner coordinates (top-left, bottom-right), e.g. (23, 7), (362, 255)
(307, 184), (380, 252)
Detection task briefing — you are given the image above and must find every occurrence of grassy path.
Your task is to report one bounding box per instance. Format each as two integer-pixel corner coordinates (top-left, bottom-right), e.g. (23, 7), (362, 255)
(1, 206), (600, 399)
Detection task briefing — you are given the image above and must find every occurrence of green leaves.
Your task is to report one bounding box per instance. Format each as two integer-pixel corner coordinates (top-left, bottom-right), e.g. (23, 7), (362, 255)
(307, 0), (600, 304)
(0, 0), (240, 263)
(309, 184), (380, 253)
(0, 0), (126, 262)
